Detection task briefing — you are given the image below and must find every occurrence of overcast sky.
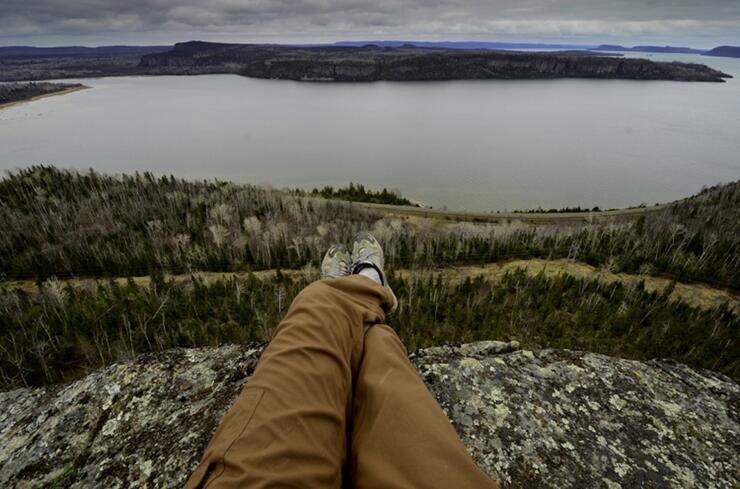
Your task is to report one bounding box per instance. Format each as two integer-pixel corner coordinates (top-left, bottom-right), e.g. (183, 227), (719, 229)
(1, 0), (739, 48)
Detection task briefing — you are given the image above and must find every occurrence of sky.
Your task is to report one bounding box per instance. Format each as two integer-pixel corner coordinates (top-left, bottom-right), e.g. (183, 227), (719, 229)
(1, 0), (739, 49)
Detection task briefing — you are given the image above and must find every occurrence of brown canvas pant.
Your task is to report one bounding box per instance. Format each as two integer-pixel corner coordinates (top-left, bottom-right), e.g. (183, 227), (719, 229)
(184, 275), (498, 489)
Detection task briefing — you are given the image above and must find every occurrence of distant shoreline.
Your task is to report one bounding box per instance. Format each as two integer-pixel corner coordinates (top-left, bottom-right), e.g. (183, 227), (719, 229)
(355, 200), (671, 224)
(0, 85), (89, 111)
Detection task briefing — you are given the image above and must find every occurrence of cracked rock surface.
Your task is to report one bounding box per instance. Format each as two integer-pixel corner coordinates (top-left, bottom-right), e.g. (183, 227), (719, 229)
(1, 341), (738, 488)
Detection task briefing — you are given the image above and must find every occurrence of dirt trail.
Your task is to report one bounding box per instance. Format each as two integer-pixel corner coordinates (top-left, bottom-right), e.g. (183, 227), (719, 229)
(4, 259), (736, 314)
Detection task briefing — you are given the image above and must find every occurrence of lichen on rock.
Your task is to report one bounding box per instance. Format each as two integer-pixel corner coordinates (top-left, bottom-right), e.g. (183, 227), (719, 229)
(416, 346), (739, 489)
(0, 342), (737, 488)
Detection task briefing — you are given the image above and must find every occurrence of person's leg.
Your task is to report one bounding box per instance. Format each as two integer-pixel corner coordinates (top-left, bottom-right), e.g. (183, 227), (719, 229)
(184, 275), (394, 489)
(350, 324), (499, 489)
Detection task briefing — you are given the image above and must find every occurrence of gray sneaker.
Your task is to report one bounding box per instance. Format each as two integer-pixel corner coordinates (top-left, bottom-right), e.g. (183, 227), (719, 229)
(321, 243), (351, 279)
(350, 231), (398, 313)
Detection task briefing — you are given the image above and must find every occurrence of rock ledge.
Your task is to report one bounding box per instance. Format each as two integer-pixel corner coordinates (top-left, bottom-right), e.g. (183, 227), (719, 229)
(0, 342), (737, 488)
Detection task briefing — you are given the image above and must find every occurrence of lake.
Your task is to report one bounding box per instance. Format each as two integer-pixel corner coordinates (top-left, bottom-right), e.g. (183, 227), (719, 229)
(1, 53), (739, 211)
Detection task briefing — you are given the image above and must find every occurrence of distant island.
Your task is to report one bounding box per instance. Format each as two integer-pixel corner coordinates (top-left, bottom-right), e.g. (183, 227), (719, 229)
(704, 46), (740, 58)
(592, 43), (740, 59)
(592, 44), (707, 54)
(137, 42), (730, 82)
(0, 81), (86, 108)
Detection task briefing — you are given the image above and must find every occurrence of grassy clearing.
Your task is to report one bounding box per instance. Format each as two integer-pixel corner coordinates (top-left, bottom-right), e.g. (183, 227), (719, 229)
(399, 259), (740, 314)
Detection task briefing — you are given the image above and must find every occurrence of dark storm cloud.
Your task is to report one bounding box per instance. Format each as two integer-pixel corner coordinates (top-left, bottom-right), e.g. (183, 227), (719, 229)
(1, 0), (739, 44)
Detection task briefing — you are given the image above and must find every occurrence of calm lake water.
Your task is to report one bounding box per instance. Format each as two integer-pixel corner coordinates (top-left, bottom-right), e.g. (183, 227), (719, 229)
(1, 53), (739, 211)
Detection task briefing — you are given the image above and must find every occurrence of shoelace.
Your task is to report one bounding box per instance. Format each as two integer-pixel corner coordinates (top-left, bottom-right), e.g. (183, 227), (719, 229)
(352, 249), (376, 265)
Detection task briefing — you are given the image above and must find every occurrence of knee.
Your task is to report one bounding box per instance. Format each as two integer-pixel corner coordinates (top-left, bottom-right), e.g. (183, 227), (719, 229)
(366, 325), (407, 354)
(287, 280), (351, 321)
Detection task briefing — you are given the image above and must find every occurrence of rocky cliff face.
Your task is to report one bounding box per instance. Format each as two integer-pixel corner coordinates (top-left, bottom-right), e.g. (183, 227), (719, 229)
(1, 342), (737, 488)
(138, 42), (732, 82)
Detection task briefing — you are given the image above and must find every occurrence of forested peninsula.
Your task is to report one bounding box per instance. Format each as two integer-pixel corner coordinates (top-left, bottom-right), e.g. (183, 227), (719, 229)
(0, 82), (85, 107)
(0, 42), (731, 82)
(139, 42), (731, 82)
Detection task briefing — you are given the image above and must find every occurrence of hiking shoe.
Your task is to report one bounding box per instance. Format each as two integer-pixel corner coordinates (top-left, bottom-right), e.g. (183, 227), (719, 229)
(321, 243), (351, 279)
(350, 231), (398, 314)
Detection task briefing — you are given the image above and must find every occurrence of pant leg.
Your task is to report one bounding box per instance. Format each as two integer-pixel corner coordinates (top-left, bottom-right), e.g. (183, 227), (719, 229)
(184, 275), (393, 489)
(350, 325), (499, 489)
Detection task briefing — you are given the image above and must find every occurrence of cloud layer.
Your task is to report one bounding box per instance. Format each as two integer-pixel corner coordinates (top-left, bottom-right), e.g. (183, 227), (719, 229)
(1, 0), (739, 46)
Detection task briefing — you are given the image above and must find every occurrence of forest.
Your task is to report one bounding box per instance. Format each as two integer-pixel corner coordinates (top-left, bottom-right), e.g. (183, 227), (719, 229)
(1, 166), (738, 287)
(0, 166), (738, 389)
(1, 269), (736, 388)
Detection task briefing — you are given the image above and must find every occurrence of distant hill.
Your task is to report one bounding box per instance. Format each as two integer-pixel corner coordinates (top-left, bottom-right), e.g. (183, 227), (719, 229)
(593, 44), (707, 54)
(595, 44), (628, 51)
(0, 45), (171, 57)
(703, 46), (740, 58)
(334, 40), (597, 51)
(334, 42), (713, 56)
(632, 45), (706, 54)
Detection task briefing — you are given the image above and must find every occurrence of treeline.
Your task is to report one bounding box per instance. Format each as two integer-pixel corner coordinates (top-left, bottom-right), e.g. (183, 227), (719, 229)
(511, 203), (653, 214)
(0, 166), (379, 278)
(1, 166), (739, 288)
(0, 270), (736, 389)
(308, 182), (416, 206)
(512, 205), (605, 213)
